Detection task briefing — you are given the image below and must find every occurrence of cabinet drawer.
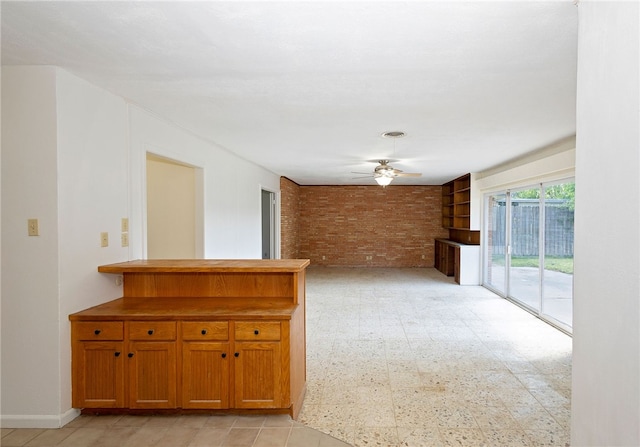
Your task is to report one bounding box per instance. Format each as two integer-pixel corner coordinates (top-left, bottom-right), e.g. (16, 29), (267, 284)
(234, 321), (281, 341)
(74, 322), (124, 341)
(128, 322), (176, 341)
(182, 321), (229, 341)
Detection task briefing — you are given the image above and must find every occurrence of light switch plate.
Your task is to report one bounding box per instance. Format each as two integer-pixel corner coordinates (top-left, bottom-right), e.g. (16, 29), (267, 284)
(121, 218), (129, 232)
(100, 232), (109, 247)
(28, 219), (39, 236)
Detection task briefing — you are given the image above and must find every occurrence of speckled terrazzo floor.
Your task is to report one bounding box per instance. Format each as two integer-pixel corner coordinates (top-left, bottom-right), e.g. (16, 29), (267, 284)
(299, 267), (571, 447)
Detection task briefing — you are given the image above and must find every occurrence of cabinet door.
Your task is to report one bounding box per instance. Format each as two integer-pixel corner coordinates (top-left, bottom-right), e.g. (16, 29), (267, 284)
(127, 341), (177, 409)
(72, 341), (124, 408)
(233, 342), (282, 409)
(182, 342), (230, 409)
(454, 246), (461, 284)
(434, 240), (441, 271)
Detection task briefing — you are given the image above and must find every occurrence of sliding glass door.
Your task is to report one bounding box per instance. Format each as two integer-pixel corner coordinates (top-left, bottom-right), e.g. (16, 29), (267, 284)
(483, 180), (574, 332)
(509, 188), (541, 312)
(485, 193), (507, 294)
(541, 182), (574, 327)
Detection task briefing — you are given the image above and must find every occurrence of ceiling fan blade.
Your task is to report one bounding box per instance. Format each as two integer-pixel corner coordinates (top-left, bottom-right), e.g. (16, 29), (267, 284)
(351, 163), (420, 180)
(396, 172), (422, 177)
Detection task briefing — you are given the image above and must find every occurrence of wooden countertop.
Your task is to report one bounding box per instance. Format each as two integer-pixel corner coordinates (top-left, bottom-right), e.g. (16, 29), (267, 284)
(98, 259), (311, 274)
(69, 297), (298, 321)
(434, 238), (478, 247)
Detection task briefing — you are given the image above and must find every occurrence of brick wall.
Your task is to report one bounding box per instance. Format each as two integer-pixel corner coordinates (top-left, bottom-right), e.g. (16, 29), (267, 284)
(280, 178), (448, 267)
(280, 177), (301, 259)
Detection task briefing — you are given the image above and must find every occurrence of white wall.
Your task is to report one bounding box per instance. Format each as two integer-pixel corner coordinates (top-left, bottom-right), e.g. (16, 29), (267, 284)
(1, 66), (62, 425)
(56, 69), (130, 417)
(1, 66), (130, 428)
(572, 2), (639, 445)
(475, 136), (576, 193)
(1, 66), (281, 428)
(128, 107), (280, 260)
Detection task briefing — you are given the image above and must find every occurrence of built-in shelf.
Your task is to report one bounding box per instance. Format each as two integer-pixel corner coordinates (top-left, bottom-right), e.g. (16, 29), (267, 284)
(438, 174), (480, 284)
(441, 173), (480, 244)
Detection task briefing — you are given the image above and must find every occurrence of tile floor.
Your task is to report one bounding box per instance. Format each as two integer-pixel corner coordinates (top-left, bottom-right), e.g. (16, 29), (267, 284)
(0, 414), (348, 447)
(299, 267), (571, 447)
(1, 267), (572, 447)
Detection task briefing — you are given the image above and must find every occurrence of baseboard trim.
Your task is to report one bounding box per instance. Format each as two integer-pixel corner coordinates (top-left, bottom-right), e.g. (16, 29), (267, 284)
(1, 408), (80, 429)
(60, 408), (81, 427)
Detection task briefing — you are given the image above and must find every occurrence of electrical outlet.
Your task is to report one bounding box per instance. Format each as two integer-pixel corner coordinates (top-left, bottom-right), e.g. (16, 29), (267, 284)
(100, 232), (109, 247)
(121, 218), (129, 232)
(121, 232), (129, 247)
(27, 218), (39, 236)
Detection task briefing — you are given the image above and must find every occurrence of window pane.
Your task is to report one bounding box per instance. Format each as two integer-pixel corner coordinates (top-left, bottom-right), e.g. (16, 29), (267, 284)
(509, 188), (541, 312)
(485, 193), (506, 293)
(542, 182), (574, 328)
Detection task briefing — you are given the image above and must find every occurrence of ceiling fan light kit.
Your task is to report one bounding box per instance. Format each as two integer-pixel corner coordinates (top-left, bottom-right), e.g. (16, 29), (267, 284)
(375, 175), (394, 187)
(352, 132), (421, 187)
(365, 159), (422, 187)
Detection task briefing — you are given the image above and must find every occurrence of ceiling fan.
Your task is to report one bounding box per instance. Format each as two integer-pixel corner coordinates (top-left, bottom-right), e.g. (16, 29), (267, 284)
(352, 159), (422, 187)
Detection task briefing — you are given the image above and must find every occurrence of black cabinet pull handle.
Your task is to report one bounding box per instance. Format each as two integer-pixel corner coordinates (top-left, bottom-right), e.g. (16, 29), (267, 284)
(128, 353), (134, 358)
(254, 330), (259, 335)
(94, 329), (101, 335)
(147, 330), (154, 335)
(114, 352), (121, 357)
(234, 352), (239, 357)
(201, 329), (207, 335)
(221, 353), (227, 358)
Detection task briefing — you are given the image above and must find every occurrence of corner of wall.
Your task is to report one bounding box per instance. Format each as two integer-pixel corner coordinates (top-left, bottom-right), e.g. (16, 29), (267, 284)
(1, 408), (80, 429)
(474, 138), (576, 193)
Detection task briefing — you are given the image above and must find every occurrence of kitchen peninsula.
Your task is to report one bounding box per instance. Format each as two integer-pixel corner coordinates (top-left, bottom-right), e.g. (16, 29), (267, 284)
(69, 259), (310, 418)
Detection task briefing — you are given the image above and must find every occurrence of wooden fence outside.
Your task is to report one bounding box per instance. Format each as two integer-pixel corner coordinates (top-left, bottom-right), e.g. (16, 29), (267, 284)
(490, 200), (574, 257)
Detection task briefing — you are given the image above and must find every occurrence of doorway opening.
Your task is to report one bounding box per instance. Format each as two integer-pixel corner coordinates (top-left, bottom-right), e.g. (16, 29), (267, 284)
(261, 189), (277, 259)
(146, 153), (203, 259)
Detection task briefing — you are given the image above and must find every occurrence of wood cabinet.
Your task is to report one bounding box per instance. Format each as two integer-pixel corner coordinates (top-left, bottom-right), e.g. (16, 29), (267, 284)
(181, 321), (230, 409)
(434, 238), (480, 285)
(233, 321), (284, 409)
(70, 259), (309, 418)
(182, 341), (230, 409)
(181, 319), (285, 410)
(127, 321), (177, 409)
(71, 322), (124, 409)
(72, 321), (179, 409)
(434, 239), (456, 277)
(72, 341), (125, 408)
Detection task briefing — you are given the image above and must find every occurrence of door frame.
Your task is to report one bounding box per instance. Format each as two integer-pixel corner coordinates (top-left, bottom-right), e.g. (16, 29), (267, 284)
(144, 151), (204, 259)
(260, 185), (280, 260)
(482, 178), (574, 334)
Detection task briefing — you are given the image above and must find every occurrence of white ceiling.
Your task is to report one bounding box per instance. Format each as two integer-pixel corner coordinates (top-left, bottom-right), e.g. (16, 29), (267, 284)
(1, 1), (578, 185)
